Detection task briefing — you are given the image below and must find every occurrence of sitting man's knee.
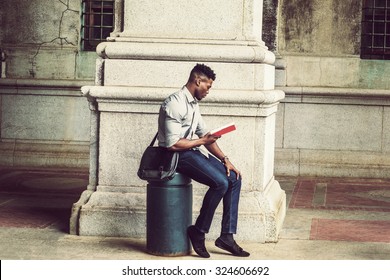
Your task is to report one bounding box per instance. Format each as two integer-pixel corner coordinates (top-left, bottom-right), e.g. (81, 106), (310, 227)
(214, 178), (229, 194)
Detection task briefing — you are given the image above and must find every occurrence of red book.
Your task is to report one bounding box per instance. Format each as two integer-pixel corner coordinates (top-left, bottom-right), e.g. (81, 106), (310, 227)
(209, 122), (236, 136)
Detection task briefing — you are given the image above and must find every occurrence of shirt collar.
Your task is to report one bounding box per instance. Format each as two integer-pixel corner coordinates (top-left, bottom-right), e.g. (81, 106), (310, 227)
(183, 86), (198, 104)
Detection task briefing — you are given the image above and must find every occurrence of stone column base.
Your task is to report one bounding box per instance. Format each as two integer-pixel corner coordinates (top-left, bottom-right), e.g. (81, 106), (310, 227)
(71, 178), (285, 243)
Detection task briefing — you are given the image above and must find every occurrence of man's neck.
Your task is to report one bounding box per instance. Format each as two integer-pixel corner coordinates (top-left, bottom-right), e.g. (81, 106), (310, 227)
(185, 83), (196, 97)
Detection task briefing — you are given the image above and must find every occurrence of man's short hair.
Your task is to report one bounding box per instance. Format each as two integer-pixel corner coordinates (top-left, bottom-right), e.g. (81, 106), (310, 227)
(189, 63), (216, 81)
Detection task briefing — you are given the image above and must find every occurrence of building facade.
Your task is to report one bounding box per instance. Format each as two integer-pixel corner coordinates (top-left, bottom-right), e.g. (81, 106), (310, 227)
(0, 1), (389, 176)
(274, 0), (390, 178)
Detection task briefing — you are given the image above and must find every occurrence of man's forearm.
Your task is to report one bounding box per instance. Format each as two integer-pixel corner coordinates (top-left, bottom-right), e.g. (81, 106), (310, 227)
(205, 142), (225, 161)
(168, 138), (205, 151)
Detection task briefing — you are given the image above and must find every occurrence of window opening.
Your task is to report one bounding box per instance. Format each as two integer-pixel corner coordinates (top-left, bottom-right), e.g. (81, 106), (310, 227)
(361, 0), (390, 59)
(81, 0), (114, 51)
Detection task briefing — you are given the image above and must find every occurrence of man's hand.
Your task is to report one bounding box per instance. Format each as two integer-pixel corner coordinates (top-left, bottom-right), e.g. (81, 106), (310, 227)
(203, 138), (241, 179)
(224, 159), (241, 180)
(202, 133), (220, 145)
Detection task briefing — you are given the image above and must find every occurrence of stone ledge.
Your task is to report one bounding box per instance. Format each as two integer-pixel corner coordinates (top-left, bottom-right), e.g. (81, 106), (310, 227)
(82, 85), (285, 106)
(82, 86), (284, 117)
(279, 86), (390, 106)
(0, 78), (93, 96)
(0, 140), (89, 168)
(96, 41), (276, 64)
(275, 148), (390, 179)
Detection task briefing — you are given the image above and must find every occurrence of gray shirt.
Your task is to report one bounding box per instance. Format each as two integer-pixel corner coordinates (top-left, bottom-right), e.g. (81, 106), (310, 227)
(158, 86), (208, 148)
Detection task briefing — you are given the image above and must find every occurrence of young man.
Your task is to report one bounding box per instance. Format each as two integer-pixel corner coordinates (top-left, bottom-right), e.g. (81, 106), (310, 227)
(158, 64), (249, 258)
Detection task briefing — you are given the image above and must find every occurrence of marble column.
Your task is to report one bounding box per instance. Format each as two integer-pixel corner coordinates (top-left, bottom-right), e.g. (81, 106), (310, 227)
(71, 0), (285, 242)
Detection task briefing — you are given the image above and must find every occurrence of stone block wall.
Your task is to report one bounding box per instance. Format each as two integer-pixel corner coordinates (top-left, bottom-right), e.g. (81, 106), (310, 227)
(0, 79), (91, 168)
(0, 0), (95, 167)
(273, 0), (390, 178)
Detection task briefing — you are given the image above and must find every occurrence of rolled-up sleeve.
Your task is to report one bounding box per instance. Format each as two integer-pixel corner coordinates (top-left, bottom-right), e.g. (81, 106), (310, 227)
(163, 103), (183, 147)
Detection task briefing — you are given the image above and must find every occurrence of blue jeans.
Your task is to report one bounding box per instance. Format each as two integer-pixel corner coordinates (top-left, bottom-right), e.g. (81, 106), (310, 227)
(177, 149), (242, 234)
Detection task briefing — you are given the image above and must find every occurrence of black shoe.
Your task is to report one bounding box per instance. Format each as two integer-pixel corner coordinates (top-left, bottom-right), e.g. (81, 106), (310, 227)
(187, 226), (210, 258)
(215, 237), (250, 257)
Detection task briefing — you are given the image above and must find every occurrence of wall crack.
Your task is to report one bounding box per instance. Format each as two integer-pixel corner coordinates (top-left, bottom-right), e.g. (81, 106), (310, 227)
(29, 0), (79, 78)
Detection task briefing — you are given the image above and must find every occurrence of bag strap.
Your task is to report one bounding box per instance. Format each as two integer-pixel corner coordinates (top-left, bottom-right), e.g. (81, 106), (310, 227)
(149, 132), (159, 147)
(151, 110), (196, 147)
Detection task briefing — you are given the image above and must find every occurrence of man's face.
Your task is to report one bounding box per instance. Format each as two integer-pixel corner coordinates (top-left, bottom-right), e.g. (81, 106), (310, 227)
(194, 77), (213, 101)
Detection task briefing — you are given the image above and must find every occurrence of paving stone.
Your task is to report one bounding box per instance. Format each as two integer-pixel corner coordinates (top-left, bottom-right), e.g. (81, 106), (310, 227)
(1, 168), (390, 260)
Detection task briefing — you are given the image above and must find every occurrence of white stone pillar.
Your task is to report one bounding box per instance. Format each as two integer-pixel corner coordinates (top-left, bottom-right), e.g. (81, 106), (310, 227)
(72, 0), (286, 242)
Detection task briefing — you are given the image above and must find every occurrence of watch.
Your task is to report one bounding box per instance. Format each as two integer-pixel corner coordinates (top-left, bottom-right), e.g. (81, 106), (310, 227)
(221, 156), (229, 164)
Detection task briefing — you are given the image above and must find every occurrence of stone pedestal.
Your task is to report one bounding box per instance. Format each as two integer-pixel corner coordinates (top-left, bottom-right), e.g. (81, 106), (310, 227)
(71, 0), (285, 242)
